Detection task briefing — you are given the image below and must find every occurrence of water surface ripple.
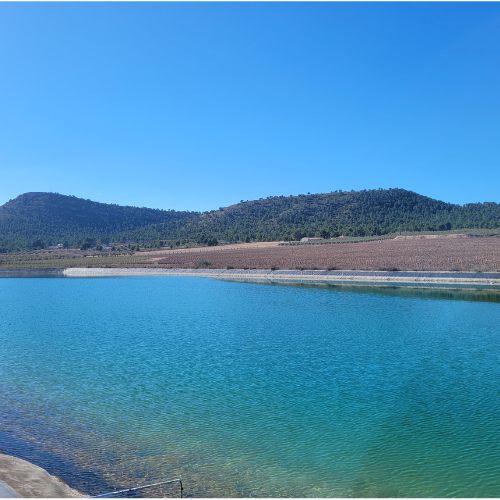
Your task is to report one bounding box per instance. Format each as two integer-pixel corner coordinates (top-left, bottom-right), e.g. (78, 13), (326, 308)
(1, 277), (500, 497)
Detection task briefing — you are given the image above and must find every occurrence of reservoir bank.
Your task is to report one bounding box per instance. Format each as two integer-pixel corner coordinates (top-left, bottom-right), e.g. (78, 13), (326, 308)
(0, 453), (82, 498)
(62, 267), (500, 289)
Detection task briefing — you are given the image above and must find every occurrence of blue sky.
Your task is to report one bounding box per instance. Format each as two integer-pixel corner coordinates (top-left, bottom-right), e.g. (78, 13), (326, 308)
(1, 2), (499, 212)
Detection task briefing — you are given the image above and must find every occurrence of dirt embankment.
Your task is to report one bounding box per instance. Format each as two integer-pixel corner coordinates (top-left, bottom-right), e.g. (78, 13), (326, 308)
(393, 233), (471, 240)
(138, 241), (280, 257)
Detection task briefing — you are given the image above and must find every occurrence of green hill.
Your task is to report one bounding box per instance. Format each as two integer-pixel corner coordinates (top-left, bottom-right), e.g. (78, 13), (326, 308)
(0, 192), (197, 250)
(129, 188), (500, 243)
(1, 189), (499, 250)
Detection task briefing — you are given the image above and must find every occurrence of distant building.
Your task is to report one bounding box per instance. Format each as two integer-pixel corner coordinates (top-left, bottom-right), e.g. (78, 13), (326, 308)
(300, 237), (323, 242)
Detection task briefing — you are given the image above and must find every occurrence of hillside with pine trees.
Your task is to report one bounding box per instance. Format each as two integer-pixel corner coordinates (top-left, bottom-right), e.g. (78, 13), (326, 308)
(1, 189), (499, 251)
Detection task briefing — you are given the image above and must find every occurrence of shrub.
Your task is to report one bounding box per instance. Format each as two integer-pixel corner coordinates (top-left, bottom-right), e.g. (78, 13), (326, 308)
(195, 259), (210, 268)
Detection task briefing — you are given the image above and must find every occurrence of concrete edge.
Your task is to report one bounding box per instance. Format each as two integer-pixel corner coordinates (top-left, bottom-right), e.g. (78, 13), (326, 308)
(0, 479), (20, 498)
(62, 268), (500, 288)
(0, 454), (84, 498)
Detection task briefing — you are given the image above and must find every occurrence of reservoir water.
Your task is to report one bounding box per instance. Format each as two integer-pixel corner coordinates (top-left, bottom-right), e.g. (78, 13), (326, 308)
(1, 276), (500, 497)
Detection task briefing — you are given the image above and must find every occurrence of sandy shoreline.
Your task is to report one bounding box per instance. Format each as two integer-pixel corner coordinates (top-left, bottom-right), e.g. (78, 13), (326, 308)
(0, 453), (83, 498)
(62, 268), (500, 288)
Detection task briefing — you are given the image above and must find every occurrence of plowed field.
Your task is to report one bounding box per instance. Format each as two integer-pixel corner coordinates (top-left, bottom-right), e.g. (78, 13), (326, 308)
(156, 237), (500, 272)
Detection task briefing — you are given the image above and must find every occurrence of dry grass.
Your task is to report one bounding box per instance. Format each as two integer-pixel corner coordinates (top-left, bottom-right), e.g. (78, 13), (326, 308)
(156, 237), (500, 272)
(0, 251), (147, 269)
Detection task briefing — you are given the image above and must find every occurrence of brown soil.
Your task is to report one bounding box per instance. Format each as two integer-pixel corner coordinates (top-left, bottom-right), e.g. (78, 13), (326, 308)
(154, 237), (500, 272)
(138, 241), (280, 257)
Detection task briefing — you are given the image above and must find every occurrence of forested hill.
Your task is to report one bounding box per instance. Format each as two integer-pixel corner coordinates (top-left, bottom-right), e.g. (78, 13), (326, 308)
(0, 192), (198, 250)
(1, 189), (500, 250)
(130, 188), (500, 243)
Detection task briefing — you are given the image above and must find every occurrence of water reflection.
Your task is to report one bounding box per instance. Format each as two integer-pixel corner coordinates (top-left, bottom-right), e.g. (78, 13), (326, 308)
(0, 269), (64, 278)
(236, 280), (500, 303)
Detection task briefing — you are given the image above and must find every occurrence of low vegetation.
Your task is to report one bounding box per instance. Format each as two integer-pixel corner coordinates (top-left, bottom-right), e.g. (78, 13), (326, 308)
(0, 250), (151, 270)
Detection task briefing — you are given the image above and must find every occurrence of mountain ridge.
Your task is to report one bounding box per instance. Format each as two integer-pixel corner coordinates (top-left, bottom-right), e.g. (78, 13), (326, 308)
(1, 189), (499, 250)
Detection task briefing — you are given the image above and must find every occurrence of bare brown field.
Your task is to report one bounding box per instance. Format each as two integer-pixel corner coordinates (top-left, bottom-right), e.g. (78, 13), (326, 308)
(156, 237), (500, 272)
(3, 237), (500, 272)
(138, 241), (280, 257)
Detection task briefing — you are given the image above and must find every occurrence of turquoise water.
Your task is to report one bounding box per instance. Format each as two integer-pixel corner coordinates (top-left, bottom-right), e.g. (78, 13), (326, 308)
(1, 277), (500, 497)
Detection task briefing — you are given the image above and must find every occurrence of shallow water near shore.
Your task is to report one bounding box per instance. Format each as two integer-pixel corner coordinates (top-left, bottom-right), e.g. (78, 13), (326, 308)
(1, 276), (500, 497)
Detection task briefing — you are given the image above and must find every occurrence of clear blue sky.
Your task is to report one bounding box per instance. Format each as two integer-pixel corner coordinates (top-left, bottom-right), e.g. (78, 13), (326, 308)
(1, 2), (499, 212)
